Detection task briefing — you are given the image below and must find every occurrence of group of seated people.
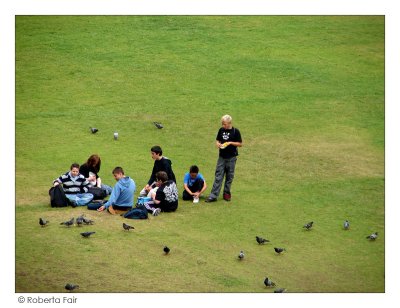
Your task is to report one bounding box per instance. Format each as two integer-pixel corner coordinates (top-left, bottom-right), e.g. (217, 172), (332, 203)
(52, 146), (207, 216)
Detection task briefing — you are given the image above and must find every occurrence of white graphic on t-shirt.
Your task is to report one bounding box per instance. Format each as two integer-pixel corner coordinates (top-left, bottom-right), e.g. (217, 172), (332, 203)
(163, 182), (178, 202)
(222, 132), (230, 140)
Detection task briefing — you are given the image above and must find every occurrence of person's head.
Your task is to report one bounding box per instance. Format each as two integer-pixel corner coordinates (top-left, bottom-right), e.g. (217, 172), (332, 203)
(112, 166), (125, 181)
(189, 165), (199, 179)
(155, 171), (168, 183)
(151, 145), (163, 160)
(70, 163), (80, 177)
(87, 154), (101, 172)
(221, 114), (233, 130)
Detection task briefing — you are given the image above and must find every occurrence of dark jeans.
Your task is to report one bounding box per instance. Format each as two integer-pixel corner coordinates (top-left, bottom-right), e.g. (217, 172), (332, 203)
(182, 179), (205, 200)
(209, 156), (237, 199)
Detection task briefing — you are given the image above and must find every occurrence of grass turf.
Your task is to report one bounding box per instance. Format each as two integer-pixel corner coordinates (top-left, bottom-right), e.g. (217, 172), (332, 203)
(15, 16), (384, 292)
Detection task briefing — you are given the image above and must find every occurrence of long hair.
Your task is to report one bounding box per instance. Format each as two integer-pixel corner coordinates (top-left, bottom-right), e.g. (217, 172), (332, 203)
(86, 154), (101, 173)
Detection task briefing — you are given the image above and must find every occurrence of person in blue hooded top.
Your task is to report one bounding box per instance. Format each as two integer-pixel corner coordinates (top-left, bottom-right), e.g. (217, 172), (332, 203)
(96, 166), (136, 214)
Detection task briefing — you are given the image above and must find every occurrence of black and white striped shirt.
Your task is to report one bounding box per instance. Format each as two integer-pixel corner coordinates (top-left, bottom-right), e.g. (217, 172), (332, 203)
(54, 172), (90, 194)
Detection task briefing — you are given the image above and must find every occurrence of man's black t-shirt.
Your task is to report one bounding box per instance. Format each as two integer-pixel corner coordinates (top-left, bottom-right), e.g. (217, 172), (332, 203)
(216, 127), (242, 159)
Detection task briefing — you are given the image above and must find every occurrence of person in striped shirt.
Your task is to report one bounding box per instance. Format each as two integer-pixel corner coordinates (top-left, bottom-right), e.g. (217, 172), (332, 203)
(53, 163), (94, 207)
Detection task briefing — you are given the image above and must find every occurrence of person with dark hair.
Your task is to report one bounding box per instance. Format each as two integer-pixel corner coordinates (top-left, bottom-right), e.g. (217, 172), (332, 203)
(95, 167), (136, 214)
(146, 171), (178, 216)
(205, 114), (242, 203)
(53, 163), (93, 206)
(182, 165), (207, 203)
(139, 145), (176, 197)
(79, 154), (112, 195)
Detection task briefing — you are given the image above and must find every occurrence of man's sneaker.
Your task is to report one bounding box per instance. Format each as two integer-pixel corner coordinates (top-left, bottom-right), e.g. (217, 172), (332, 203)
(107, 205), (116, 215)
(152, 208), (161, 216)
(223, 193), (231, 201)
(205, 197), (217, 203)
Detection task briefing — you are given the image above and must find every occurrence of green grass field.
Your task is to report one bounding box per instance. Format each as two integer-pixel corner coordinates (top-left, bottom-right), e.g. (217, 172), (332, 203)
(15, 16), (384, 293)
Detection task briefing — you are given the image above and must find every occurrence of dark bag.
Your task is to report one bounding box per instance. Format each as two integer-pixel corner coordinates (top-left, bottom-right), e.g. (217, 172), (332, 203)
(88, 187), (107, 200)
(123, 204), (148, 219)
(49, 185), (68, 207)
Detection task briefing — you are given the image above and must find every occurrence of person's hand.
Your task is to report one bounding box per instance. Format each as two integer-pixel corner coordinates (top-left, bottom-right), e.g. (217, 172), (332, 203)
(53, 182), (60, 187)
(97, 205), (105, 212)
(193, 192), (200, 198)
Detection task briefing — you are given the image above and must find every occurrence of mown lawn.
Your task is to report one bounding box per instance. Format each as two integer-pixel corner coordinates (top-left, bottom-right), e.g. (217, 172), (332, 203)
(15, 16), (384, 293)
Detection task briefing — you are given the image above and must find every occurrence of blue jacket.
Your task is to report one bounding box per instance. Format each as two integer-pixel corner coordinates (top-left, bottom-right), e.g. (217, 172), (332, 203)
(104, 176), (136, 209)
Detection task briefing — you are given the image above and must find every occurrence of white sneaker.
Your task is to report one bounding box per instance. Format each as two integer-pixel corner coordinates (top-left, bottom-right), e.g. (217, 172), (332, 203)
(193, 197), (199, 204)
(152, 208), (161, 216)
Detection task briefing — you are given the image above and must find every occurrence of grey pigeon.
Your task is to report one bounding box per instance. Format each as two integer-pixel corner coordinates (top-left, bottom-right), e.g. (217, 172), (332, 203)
(264, 277), (276, 287)
(163, 246), (170, 254)
(80, 231), (96, 238)
(303, 221), (314, 230)
(274, 247), (286, 254)
(153, 122), (163, 129)
(60, 218), (74, 227)
(65, 283), (79, 291)
(256, 236), (270, 244)
(82, 217), (94, 225)
(39, 218), (49, 227)
(238, 250), (245, 260)
(274, 288), (286, 293)
(76, 216), (84, 227)
(366, 232), (378, 240)
(90, 127), (98, 134)
(343, 220), (350, 230)
(123, 222), (134, 231)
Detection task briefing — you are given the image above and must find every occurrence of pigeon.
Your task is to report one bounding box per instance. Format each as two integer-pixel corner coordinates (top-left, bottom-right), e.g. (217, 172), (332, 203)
(76, 216), (84, 227)
(343, 220), (350, 230)
(82, 217), (94, 225)
(65, 283), (79, 291)
(274, 247), (286, 254)
(90, 127), (98, 134)
(256, 236), (270, 244)
(80, 231), (96, 238)
(39, 218), (49, 227)
(153, 122), (163, 129)
(366, 232), (378, 240)
(264, 277), (276, 287)
(60, 218), (74, 227)
(238, 250), (245, 260)
(303, 221), (314, 230)
(123, 222), (134, 231)
(163, 246), (170, 254)
(274, 288), (286, 293)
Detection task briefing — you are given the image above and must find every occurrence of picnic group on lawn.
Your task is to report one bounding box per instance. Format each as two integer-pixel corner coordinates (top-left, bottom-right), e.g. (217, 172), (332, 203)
(51, 115), (242, 217)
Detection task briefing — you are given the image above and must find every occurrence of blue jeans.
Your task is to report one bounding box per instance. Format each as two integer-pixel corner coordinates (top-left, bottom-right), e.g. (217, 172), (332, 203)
(101, 184), (112, 195)
(65, 193), (94, 206)
(209, 156), (237, 199)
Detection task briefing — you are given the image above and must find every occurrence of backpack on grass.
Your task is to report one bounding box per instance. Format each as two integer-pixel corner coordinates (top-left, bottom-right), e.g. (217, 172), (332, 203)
(49, 185), (68, 207)
(123, 204), (148, 219)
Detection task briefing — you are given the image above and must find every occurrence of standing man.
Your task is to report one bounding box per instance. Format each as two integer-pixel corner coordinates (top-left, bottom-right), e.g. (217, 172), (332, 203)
(95, 167), (136, 214)
(205, 115), (242, 203)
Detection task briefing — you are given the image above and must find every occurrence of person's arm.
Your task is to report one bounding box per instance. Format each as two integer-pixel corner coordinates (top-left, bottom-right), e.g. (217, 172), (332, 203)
(96, 177), (102, 188)
(225, 141), (242, 147)
(184, 183), (194, 196)
(98, 184), (120, 211)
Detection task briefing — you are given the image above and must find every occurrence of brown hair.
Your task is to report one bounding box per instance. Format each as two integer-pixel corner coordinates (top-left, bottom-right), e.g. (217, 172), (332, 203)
(86, 154), (101, 173)
(155, 171), (168, 183)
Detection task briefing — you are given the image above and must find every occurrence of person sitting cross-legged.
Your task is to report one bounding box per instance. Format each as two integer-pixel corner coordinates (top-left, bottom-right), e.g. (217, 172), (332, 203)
(93, 167), (136, 215)
(145, 171), (178, 216)
(53, 163), (93, 207)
